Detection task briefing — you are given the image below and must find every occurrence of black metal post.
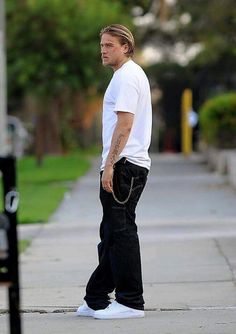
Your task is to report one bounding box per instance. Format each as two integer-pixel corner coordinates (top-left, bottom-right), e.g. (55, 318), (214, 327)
(0, 157), (21, 334)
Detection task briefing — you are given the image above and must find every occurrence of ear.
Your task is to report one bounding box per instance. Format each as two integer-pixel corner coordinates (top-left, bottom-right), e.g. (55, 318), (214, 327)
(122, 43), (129, 54)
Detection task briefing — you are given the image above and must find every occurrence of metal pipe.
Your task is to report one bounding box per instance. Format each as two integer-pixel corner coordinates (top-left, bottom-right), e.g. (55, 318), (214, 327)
(0, 0), (7, 156)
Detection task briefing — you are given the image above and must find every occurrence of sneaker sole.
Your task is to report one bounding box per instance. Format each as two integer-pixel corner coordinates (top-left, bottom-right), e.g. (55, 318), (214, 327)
(94, 311), (145, 320)
(76, 311), (95, 317)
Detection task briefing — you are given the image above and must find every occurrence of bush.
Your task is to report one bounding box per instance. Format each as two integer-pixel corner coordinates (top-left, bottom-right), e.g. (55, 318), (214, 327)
(199, 93), (236, 148)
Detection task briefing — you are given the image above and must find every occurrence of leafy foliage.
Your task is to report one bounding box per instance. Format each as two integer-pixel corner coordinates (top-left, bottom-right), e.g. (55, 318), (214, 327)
(173, 0), (236, 64)
(6, 0), (133, 156)
(117, 0), (151, 13)
(6, 0), (131, 98)
(199, 93), (236, 148)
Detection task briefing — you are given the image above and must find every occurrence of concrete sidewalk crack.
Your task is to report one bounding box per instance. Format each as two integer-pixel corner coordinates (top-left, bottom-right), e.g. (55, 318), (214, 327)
(214, 238), (236, 286)
(2, 306), (236, 315)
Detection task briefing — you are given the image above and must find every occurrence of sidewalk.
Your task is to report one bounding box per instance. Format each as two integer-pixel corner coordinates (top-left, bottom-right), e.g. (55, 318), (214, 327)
(1, 153), (236, 333)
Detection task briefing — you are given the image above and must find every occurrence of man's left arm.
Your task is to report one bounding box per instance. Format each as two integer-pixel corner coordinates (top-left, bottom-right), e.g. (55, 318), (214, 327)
(102, 111), (134, 193)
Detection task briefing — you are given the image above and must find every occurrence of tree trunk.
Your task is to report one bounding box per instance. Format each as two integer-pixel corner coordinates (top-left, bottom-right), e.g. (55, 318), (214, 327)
(45, 98), (63, 154)
(35, 113), (46, 166)
(34, 96), (63, 166)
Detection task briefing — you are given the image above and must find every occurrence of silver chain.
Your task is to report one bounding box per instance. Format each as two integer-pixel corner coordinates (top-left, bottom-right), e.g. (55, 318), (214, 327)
(112, 177), (134, 205)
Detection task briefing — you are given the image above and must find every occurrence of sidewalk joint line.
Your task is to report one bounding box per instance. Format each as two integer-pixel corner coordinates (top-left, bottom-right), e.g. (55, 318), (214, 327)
(2, 306), (236, 315)
(213, 238), (236, 286)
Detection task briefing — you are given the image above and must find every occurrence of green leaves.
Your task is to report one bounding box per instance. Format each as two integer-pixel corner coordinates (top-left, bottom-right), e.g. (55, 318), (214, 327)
(174, 0), (236, 65)
(7, 0), (131, 97)
(199, 93), (236, 148)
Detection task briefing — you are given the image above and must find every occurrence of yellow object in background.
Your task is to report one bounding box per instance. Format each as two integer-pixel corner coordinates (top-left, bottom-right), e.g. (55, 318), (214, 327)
(181, 89), (193, 155)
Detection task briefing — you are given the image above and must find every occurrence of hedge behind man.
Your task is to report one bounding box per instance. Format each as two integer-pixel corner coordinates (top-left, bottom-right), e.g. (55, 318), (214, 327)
(76, 24), (152, 320)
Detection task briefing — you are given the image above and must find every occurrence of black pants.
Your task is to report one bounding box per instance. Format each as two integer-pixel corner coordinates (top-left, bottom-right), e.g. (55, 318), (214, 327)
(84, 158), (148, 311)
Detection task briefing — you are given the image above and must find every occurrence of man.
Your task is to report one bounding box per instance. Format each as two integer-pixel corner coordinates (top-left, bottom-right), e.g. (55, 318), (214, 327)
(76, 24), (152, 319)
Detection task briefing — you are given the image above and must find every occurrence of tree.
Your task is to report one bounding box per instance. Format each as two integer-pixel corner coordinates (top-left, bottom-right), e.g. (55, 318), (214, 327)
(132, 0), (236, 151)
(6, 0), (132, 163)
(172, 0), (236, 64)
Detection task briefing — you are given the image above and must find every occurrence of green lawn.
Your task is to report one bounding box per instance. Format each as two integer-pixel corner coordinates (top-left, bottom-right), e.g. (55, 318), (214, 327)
(0, 150), (94, 224)
(19, 239), (31, 253)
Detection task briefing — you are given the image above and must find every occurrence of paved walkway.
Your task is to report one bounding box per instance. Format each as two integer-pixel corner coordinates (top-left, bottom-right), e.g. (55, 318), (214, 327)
(1, 153), (236, 333)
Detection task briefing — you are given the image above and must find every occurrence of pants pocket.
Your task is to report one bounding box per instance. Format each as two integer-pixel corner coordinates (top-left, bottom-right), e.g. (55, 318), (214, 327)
(113, 164), (147, 205)
(129, 176), (146, 203)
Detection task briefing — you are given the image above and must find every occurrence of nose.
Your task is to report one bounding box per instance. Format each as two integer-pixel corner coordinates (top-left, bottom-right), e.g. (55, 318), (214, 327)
(101, 47), (106, 55)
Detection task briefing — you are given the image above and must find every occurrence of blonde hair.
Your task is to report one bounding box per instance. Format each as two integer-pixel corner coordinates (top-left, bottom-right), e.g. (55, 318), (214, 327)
(100, 24), (135, 57)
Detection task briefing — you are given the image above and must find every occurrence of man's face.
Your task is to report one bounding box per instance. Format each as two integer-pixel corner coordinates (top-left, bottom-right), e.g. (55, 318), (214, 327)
(100, 33), (129, 70)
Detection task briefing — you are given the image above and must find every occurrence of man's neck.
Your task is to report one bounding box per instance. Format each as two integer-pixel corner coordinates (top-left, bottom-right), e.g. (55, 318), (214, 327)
(112, 58), (130, 72)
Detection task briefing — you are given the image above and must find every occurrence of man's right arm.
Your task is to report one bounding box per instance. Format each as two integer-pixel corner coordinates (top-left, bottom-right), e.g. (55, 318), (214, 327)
(102, 111), (134, 193)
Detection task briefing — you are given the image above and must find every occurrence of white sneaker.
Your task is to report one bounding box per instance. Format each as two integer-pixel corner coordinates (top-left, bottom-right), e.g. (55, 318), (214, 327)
(94, 301), (145, 319)
(76, 301), (95, 317)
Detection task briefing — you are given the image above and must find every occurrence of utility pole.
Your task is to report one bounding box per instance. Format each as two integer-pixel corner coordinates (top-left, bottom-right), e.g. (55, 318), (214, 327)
(0, 0), (7, 156)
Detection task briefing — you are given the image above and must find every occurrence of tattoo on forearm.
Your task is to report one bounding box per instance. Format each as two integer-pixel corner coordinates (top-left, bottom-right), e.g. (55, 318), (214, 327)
(110, 133), (124, 165)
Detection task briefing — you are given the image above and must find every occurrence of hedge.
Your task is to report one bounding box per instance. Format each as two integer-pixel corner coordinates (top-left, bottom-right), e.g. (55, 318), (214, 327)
(199, 93), (236, 148)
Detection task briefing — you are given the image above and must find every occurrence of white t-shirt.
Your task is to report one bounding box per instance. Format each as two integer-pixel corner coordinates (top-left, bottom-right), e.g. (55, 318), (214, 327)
(101, 59), (152, 170)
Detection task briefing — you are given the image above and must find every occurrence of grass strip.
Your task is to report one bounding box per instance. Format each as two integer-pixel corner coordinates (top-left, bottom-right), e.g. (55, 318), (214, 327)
(19, 239), (31, 253)
(0, 150), (95, 224)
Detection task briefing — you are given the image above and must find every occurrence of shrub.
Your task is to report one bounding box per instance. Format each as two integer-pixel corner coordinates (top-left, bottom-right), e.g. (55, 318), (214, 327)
(199, 93), (236, 148)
